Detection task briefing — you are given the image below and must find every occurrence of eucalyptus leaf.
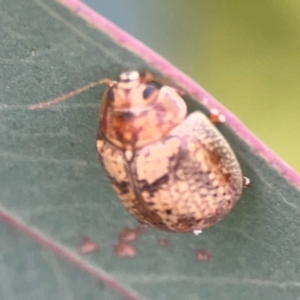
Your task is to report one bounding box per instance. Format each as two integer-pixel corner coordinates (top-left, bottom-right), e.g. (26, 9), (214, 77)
(1, 0), (300, 299)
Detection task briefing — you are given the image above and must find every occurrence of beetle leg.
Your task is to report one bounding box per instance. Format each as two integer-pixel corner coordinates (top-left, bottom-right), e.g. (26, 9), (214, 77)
(243, 176), (252, 188)
(209, 108), (226, 124)
(193, 229), (203, 236)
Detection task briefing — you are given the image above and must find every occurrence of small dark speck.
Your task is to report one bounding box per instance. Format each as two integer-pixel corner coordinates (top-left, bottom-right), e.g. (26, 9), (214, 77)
(158, 239), (169, 247)
(114, 243), (136, 258)
(195, 249), (210, 262)
(165, 209), (172, 215)
(118, 227), (138, 242)
(71, 142), (75, 148)
(77, 236), (99, 254)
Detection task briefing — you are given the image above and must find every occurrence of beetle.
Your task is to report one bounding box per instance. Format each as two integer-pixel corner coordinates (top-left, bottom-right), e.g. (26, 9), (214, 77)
(96, 71), (249, 233)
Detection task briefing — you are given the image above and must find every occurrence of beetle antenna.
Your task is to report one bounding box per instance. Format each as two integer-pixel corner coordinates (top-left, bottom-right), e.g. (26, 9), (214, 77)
(29, 78), (114, 110)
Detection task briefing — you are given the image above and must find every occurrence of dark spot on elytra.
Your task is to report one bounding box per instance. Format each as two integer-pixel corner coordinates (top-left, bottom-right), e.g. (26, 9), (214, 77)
(109, 178), (130, 195)
(204, 214), (221, 225)
(176, 216), (197, 227)
(207, 151), (221, 165)
(222, 173), (231, 182)
(139, 174), (169, 197)
(171, 149), (191, 180)
(194, 176), (203, 182)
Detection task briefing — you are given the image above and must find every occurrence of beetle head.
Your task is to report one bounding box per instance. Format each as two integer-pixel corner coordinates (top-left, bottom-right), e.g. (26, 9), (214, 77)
(103, 71), (160, 112)
(99, 71), (187, 149)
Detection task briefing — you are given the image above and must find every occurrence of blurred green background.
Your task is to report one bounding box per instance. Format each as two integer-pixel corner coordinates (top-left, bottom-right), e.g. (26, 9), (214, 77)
(83, 0), (300, 173)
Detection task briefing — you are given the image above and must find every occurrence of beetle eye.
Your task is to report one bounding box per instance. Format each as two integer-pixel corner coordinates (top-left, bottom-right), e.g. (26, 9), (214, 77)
(107, 88), (114, 102)
(143, 84), (157, 99)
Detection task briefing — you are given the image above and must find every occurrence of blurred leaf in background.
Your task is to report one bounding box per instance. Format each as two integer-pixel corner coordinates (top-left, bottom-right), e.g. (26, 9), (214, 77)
(84, 0), (300, 172)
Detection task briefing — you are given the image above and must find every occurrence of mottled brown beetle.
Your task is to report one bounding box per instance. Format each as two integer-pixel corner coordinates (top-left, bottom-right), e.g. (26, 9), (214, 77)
(96, 71), (250, 233)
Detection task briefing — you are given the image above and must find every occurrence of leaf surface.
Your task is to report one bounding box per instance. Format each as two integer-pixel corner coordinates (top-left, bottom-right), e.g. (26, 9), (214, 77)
(1, 0), (300, 299)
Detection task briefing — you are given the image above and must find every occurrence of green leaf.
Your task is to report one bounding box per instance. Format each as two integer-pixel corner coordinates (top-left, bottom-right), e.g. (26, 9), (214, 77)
(1, 0), (300, 299)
